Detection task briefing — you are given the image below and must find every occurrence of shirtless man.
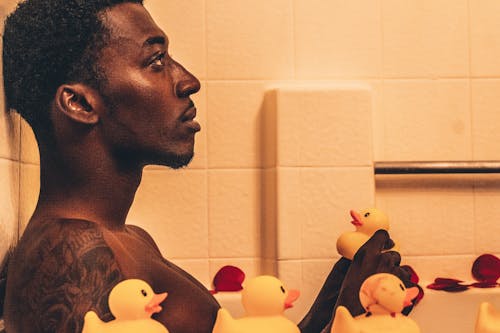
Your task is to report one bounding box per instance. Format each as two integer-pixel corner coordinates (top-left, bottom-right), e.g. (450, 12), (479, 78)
(1, 1), (417, 332)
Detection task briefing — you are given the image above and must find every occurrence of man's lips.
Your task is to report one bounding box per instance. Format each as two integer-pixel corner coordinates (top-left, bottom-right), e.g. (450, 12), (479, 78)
(181, 106), (197, 122)
(181, 105), (201, 132)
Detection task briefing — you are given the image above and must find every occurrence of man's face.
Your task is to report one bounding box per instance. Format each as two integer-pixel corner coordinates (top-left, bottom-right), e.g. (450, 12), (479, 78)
(96, 3), (201, 168)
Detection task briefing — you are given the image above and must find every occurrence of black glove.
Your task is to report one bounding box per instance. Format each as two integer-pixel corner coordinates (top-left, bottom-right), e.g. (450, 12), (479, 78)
(321, 229), (418, 333)
(298, 257), (351, 333)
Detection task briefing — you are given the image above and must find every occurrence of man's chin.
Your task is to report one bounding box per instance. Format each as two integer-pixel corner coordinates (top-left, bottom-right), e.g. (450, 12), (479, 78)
(157, 152), (194, 169)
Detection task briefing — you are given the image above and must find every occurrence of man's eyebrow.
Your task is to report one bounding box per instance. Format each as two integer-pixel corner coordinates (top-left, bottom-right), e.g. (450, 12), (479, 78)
(143, 35), (167, 47)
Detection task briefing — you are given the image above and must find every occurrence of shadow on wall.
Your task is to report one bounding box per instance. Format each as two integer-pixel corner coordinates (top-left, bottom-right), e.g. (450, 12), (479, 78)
(259, 91), (278, 276)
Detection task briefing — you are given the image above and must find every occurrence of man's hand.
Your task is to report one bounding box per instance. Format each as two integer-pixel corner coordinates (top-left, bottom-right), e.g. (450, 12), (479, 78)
(321, 230), (418, 333)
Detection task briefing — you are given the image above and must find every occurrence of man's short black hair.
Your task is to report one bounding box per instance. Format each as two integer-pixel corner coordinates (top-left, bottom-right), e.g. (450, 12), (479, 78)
(2, 0), (143, 134)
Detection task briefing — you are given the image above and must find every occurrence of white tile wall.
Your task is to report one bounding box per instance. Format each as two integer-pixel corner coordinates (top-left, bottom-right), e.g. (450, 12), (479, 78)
(294, 0), (382, 79)
(20, 117), (39, 165)
(129, 168), (209, 259)
(208, 169), (262, 258)
(207, 81), (269, 168)
(382, 0), (469, 78)
(471, 80), (500, 160)
(206, 0), (294, 79)
(473, 174), (500, 254)
(378, 80), (471, 161)
(275, 85), (373, 167)
(0, 159), (19, 260)
(18, 163), (39, 233)
(470, 0), (500, 77)
(376, 175), (475, 256)
(6, 0), (500, 325)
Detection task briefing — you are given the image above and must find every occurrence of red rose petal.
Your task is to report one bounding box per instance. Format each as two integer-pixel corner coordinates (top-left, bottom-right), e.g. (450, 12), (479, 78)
(211, 265), (245, 293)
(471, 254), (500, 283)
(470, 281), (499, 288)
(427, 282), (469, 292)
(433, 278), (464, 284)
(427, 278), (469, 292)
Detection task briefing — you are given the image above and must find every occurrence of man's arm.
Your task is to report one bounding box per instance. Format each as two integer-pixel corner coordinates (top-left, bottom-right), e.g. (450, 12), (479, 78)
(6, 220), (124, 333)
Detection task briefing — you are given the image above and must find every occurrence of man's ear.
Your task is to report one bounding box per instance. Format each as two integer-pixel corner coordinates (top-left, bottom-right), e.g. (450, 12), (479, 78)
(55, 84), (100, 125)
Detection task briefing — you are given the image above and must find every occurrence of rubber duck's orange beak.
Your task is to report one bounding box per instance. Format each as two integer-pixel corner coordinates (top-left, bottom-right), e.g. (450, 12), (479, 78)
(350, 210), (363, 227)
(284, 289), (300, 309)
(404, 287), (420, 307)
(145, 292), (168, 315)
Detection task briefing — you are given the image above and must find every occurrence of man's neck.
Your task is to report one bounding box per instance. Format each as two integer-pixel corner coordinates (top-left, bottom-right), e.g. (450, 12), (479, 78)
(33, 151), (143, 229)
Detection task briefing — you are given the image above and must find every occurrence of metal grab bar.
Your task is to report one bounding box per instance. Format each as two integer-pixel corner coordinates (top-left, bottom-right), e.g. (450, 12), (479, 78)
(374, 161), (500, 174)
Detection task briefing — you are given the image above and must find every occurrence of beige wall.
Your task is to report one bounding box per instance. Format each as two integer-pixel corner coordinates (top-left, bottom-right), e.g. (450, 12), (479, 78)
(3, 0), (500, 322)
(0, 0), (21, 267)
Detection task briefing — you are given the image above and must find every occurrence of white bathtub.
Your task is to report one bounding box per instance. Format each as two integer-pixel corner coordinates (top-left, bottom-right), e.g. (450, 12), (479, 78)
(214, 285), (500, 333)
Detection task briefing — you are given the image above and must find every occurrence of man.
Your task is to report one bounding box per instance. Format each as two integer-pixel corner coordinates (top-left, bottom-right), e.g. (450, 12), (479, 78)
(1, 1), (416, 332)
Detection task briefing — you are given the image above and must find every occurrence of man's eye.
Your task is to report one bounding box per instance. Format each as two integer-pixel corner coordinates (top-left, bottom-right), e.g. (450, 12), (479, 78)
(151, 52), (166, 67)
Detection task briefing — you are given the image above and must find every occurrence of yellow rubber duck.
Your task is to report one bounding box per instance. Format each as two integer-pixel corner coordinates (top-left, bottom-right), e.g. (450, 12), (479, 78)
(212, 275), (300, 333)
(336, 208), (395, 260)
(331, 273), (420, 333)
(82, 279), (169, 333)
(476, 302), (500, 333)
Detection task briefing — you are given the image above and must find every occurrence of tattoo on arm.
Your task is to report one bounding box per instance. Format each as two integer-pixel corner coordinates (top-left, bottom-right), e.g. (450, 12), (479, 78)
(18, 222), (123, 333)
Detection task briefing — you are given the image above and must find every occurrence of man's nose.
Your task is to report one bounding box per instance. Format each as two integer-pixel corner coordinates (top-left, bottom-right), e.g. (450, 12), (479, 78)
(174, 62), (201, 98)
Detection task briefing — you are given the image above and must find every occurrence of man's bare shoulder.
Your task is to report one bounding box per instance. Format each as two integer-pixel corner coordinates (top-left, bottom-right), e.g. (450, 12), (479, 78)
(5, 219), (124, 333)
(126, 224), (162, 253)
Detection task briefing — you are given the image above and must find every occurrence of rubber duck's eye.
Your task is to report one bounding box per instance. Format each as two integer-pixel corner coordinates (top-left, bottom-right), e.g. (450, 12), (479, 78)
(364, 212), (370, 217)
(141, 289), (148, 297)
(399, 284), (405, 291)
(280, 286), (285, 293)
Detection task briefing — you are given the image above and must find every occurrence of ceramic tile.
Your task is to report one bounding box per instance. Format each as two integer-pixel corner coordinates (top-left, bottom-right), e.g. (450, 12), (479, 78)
(382, 0), (469, 77)
(471, 80), (500, 160)
(206, 0), (294, 79)
(379, 80), (471, 161)
(275, 85), (373, 167)
(262, 90), (278, 168)
(369, 80), (385, 161)
(144, 0), (206, 79)
(0, 1), (18, 26)
(262, 168), (277, 260)
(20, 117), (39, 164)
(276, 167), (303, 259)
(376, 174), (475, 256)
(261, 258), (277, 276)
(470, 0), (500, 77)
(208, 169), (262, 257)
(298, 167), (375, 259)
(19, 163), (39, 234)
(275, 260), (306, 322)
(0, 158), (19, 260)
(473, 174), (500, 253)
(403, 255), (477, 283)
(128, 168), (209, 259)
(207, 81), (269, 168)
(295, 0), (381, 78)
(277, 167), (375, 259)
(0, 107), (20, 162)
